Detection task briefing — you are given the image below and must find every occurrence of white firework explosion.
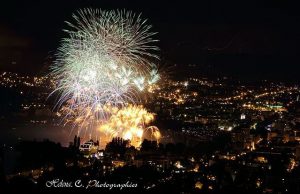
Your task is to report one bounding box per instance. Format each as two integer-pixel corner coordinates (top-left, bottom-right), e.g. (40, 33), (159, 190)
(50, 8), (160, 130)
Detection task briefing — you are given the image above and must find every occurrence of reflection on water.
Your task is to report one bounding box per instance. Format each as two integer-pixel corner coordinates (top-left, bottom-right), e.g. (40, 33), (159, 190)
(0, 121), (74, 147)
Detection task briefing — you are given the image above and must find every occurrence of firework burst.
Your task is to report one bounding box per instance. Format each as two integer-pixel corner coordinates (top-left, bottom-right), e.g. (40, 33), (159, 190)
(50, 8), (160, 132)
(99, 105), (160, 147)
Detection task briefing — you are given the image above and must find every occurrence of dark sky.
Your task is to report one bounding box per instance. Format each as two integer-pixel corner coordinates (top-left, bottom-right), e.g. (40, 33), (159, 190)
(0, 0), (299, 80)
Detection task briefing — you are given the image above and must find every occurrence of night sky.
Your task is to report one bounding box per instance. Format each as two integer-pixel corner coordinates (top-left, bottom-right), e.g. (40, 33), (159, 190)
(0, 0), (299, 80)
